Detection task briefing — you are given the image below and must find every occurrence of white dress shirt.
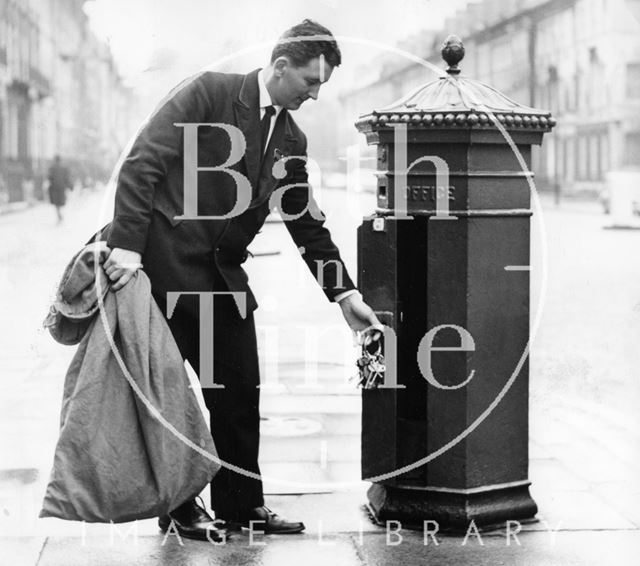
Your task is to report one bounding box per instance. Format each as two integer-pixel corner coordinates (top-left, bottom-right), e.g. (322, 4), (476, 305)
(257, 69), (282, 153)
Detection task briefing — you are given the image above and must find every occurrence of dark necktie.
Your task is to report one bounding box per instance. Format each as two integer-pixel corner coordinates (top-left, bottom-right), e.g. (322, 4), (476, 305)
(260, 106), (276, 155)
(260, 105), (276, 154)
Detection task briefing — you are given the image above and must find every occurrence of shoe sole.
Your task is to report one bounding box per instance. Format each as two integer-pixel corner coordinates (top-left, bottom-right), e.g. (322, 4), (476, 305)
(239, 524), (306, 535)
(159, 522), (228, 543)
(216, 517), (306, 535)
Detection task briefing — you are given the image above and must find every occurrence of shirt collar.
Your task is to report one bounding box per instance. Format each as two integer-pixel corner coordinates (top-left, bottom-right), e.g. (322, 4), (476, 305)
(257, 68), (282, 115)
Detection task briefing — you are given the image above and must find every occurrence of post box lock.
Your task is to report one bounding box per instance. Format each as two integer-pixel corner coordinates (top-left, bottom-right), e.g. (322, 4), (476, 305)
(372, 217), (385, 232)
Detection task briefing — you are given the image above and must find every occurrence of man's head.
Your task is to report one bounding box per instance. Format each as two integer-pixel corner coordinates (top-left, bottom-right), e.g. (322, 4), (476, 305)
(266, 19), (341, 110)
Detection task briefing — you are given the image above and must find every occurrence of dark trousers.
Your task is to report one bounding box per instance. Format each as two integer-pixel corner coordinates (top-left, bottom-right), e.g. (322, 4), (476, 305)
(154, 290), (264, 520)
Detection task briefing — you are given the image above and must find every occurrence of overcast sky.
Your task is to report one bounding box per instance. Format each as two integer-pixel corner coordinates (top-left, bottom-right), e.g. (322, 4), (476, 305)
(84, 0), (469, 93)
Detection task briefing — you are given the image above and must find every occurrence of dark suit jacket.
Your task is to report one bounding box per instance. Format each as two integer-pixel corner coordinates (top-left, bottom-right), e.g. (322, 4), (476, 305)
(107, 68), (355, 313)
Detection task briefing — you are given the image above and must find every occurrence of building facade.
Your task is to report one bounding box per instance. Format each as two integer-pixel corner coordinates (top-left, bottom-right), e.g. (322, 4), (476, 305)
(340, 0), (640, 196)
(0, 0), (134, 206)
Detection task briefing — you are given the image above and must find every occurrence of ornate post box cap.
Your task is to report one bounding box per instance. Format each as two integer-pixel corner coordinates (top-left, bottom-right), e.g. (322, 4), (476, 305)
(355, 35), (556, 134)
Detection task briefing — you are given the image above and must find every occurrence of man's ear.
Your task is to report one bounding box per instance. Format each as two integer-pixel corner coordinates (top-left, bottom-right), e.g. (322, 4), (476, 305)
(273, 56), (290, 77)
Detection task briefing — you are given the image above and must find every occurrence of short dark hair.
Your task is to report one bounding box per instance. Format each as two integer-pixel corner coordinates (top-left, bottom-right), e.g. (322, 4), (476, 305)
(271, 19), (341, 68)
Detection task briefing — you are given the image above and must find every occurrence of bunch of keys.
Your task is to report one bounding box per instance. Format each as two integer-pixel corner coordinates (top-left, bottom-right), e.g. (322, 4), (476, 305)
(355, 326), (385, 389)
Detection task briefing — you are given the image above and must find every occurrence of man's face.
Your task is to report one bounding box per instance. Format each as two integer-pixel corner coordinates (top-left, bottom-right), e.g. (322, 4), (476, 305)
(272, 56), (334, 110)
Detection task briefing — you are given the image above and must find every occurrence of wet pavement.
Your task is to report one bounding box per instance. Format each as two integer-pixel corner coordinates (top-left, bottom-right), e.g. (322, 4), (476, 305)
(0, 187), (639, 564)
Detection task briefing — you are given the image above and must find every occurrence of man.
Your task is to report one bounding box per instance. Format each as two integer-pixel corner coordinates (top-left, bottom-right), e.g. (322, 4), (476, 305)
(48, 155), (71, 223)
(104, 20), (380, 540)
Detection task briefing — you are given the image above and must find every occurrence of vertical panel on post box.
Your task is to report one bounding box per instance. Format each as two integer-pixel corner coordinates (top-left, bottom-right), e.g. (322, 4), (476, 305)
(358, 218), (399, 482)
(394, 217), (429, 485)
(424, 217), (471, 489)
(358, 217), (430, 484)
(465, 215), (531, 486)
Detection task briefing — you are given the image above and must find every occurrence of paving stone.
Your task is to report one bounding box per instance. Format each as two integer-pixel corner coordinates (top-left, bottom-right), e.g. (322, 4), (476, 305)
(37, 534), (362, 566)
(0, 536), (45, 566)
(354, 529), (640, 566)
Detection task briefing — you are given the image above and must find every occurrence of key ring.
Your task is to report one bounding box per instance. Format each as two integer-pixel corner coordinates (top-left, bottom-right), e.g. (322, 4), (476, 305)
(355, 326), (385, 389)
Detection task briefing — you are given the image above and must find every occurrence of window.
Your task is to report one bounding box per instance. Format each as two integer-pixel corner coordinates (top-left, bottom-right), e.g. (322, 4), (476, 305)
(600, 133), (609, 174)
(564, 80), (574, 112)
(565, 137), (576, 182)
(574, 132), (607, 181)
(556, 137), (565, 181)
(626, 63), (640, 98)
(577, 135), (588, 180)
(7, 100), (18, 159)
(589, 135), (600, 180)
(623, 132), (640, 168)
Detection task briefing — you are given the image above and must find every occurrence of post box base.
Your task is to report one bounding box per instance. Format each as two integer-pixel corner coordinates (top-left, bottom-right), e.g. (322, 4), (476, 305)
(366, 482), (538, 531)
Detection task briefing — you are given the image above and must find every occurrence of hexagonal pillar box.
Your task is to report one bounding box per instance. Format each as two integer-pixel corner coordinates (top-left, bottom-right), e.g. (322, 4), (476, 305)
(355, 36), (555, 529)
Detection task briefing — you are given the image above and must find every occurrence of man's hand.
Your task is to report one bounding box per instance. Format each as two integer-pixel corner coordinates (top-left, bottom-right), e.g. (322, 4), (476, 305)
(104, 247), (142, 291)
(338, 293), (383, 334)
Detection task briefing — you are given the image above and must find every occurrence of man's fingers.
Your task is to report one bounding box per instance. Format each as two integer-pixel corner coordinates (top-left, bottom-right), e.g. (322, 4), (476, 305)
(105, 248), (143, 276)
(369, 328), (383, 341)
(358, 324), (384, 344)
(107, 267), (137, 290)
(105, 262), (142, 275)
(107, 267), (124, 282)
(111, 271), (134, 291)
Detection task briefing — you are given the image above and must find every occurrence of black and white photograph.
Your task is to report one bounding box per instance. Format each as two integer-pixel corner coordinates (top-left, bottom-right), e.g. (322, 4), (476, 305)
(1, 0), (639, 564)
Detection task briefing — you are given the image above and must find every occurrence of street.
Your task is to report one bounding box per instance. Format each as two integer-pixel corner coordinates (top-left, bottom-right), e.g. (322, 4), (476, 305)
(0, 186), (639, 564)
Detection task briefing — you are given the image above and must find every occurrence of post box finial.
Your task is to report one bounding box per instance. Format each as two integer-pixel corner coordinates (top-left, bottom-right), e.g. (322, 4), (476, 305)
(441, 35), (465, 75)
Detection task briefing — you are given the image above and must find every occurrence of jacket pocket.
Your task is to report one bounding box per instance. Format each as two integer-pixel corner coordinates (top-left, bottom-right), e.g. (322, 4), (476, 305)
(152, 204), (183, 227)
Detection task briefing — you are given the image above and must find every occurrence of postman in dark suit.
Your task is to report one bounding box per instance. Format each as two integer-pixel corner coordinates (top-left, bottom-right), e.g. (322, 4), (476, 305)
(103, 19), (380, 538)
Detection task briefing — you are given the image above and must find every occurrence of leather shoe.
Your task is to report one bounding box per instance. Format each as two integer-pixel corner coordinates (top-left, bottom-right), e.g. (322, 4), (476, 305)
(158, 499), (227, 542)
(235, 506), (305, 534)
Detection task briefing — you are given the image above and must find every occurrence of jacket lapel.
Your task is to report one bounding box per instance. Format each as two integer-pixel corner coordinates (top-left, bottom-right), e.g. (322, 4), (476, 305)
(233, 69), (261, 191)
(253, 111), (299, 204)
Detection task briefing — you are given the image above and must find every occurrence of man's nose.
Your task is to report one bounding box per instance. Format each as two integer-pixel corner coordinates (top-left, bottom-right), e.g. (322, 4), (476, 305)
(308, 84), (321, 100)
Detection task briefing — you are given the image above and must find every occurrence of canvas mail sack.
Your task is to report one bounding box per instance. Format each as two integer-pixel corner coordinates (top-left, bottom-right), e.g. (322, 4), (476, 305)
(41, 243), (219, 522)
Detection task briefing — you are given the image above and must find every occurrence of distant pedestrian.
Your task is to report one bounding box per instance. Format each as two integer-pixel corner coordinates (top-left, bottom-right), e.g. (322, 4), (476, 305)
(48, 155), (71, 222)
